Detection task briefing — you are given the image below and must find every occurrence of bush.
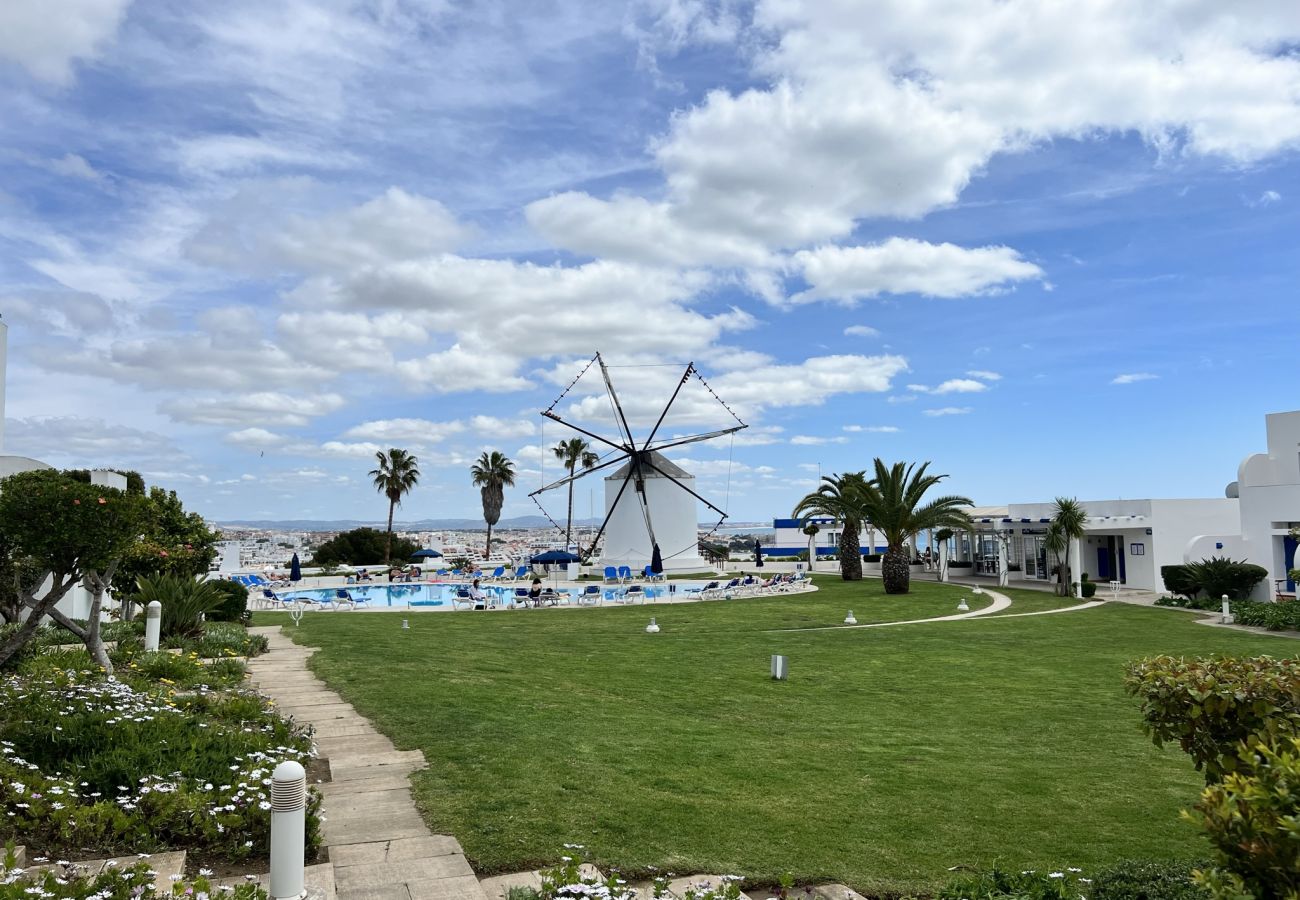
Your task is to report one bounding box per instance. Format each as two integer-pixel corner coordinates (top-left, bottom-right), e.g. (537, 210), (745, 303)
(0, 669), (319, 860)
(1082, 580), (1097, 598)
(208, 577), (249, 622)
(311, 527), (418, 566)
(1230, 599), (1300, 632)
(949, 560), (973, 569)
(134, 574), (227, 639)
(863, 553), (882, 563)
(1161, 565), (1200, 600)
(1190, 737), (1300, 900)
(162, 621), (268, 658)
(1183, 557), (1268, 601)
(1124, 655), (1300, 781)
(936, 864), (1091, 900)
(1155, 595), (1222, 611)
(1089, 860), (1206, 900)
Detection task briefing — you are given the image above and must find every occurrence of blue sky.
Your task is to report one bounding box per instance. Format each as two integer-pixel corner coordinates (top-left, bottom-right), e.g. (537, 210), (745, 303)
(1, 0), (1298, 525)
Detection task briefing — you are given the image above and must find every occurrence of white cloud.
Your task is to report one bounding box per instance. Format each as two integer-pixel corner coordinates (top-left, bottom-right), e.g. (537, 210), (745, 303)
(342, 418), (467, 444)
(909, 378), (989, 395)
(470, 415), (536, 440)
(0, 0), (131, 84)
(843, 425), (900, 433)
(4, 415), (186, 466)
(225, 427), (285, 448)
(923, 407), (973, 417)
(1250, 190), (1282, 208)
(843, 325), (880, 337)
(708, 354), (909, 412)
(966, 370), (1002, 381)
(1112, 372), (1159, 385)
(44, 153), (104, 181)
(790, 434), (849, 445)
(793, 239), (1042, 304)
(161, 392), (346, 427)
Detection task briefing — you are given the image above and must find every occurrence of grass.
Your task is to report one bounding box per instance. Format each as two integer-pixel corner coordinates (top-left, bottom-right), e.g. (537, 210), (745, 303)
(255, 577), (1294, 894)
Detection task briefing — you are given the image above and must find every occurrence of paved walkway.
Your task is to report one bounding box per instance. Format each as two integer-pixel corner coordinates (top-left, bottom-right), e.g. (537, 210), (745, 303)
(247, 627), (487, 900)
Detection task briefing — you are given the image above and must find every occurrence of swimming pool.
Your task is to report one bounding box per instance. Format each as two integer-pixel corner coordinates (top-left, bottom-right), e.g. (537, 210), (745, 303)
(280, 580), (721, 609)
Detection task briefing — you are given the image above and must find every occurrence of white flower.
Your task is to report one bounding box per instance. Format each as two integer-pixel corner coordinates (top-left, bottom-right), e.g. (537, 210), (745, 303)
(1048, 873), (1064, 879)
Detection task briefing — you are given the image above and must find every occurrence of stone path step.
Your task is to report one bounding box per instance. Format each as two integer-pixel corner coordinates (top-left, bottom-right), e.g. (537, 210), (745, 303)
(215, 861), (336, 900)
(246, 626), (489, 900)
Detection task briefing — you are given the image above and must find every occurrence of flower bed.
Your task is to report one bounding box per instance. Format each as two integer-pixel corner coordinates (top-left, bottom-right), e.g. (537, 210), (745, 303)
(0, 850), (266, 900)
(0, 664), (319, 862)
(1229, 600), (1300, 631)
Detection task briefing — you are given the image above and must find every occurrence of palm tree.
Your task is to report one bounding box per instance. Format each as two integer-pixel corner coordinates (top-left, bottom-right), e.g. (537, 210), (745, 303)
(470, 451), (516, 560)
(793, 472), (869, 581)
(552, 438), (599, 551)
(369, 448), (421, 565)
(802, 522), (820, 571)
(1047, 496), (1087, 596)
(856, 459), (973, 594)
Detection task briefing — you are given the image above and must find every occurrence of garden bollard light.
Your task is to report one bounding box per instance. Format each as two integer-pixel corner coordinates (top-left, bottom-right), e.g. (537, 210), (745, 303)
(269, 760), (307, 900)
(646, 617), (660, 634)
(771, 655), (788, 680)
(1221, 595), (1233, 625)
(844, 610), (857, 625)
(402, 618), (410, 630)
(957, 598), (969, 611)
(144, 601), (161, 652)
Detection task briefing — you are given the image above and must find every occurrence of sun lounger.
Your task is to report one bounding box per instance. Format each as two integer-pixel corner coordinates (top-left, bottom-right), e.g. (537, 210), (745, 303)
(490, 566), (506, 580)
(623, 584), (646, 603)
(603, 566), (620, 583)
(643, 565), (665, 582)
(617, 565), (633, 583)
(577, 585), (602, 606)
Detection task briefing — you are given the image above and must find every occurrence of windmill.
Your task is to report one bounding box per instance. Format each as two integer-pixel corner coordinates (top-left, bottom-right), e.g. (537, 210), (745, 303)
(530, 353), (747, 573)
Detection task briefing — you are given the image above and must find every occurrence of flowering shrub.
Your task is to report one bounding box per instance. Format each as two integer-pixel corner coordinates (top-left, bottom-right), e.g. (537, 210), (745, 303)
(161, 624), (267, 660)
(1229, 600), (1300, 632)
(936, 865), (1092, 900)
(0, 670), (319, 861)
(539, 850), (637, 900)
(0, 849), (266, 900)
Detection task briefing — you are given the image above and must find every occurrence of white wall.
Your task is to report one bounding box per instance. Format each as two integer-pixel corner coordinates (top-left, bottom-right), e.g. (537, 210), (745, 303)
(600, 469), (707, 572)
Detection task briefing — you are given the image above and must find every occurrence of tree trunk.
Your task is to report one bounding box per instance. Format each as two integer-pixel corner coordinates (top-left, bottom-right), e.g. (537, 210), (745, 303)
(82, 564), (117, 675)
(1063, 545), (1074, 597)
(0, 573), (70, 668)
(564, 465), (576, 550)
(838, 521), (863, 581)
(485, 522), (493, 561)
(384, 499), (395, 564)
(882, 545), (911, 594)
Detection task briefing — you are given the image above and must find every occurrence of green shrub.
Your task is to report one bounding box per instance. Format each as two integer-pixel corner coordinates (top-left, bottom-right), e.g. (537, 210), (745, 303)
(936, 864), (1091, 900)
(208, 577), (250, 622)
(863, 553), (882, 563)
(1089, 859), (1207, 900)
(161, 621), (268, 658)
(134, 574), (227, 639)
(1161, 565), (1200, 600)
(0, 669), (318, 860)
(1124, 655), (1300, 782)
(950, 560), (973, 569)
(1183, 557), (1268, 601)
(1231, 600), (1300, 632)
(1082, 580), (1097, 598)
(1189, 736), (1300, 900)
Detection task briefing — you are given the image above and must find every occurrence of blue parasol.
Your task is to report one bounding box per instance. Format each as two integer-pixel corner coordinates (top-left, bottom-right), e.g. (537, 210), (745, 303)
(290, 552), (302, 582)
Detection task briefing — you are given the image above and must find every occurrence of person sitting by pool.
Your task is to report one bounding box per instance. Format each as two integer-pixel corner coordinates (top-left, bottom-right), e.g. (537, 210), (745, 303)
(526, 577), (543, 607)
(468, 578), (489, 611)
(741, 572), (755, 585)
(357, 568), (372, 582)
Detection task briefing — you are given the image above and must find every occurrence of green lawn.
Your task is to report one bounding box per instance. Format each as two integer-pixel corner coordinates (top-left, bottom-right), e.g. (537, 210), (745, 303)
(256, 578), (1294, 893)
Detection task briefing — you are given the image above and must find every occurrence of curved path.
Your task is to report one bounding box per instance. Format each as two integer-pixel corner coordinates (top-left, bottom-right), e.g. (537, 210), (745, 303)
(767, 586), (1104, 633)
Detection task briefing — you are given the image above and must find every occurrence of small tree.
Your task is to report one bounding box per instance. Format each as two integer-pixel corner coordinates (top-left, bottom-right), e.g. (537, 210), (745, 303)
(1048, 497), (1086, 596)
(470, 451), (516, 559)
(0, 470), (147, 673)
(802, 522), (820, 569)
(793, 472), (868, 581)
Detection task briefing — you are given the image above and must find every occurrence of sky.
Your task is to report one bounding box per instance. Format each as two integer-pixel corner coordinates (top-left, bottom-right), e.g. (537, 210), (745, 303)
(1, 0), (1298, 527)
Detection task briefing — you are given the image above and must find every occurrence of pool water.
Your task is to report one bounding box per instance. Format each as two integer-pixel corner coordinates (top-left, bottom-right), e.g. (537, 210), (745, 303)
(281, 581), (720, 609)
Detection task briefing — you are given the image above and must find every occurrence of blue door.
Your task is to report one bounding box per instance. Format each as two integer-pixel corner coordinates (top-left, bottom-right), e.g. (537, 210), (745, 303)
(1096, 547), (1110, 580)
(1286, 536), (1297, 592)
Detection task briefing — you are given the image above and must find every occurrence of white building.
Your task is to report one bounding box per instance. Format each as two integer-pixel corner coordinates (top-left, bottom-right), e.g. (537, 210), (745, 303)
(599, 451), (708, 573)
(1186, 410), (1300, 599)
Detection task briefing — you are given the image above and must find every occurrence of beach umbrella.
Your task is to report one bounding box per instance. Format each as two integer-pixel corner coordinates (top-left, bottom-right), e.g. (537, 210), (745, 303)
(650, 543), (664, 575)
(530, 549), (580, 564)
(289, 553), (302, 582)
(410, 548), (443, 560)
(754, 539), (764, 568)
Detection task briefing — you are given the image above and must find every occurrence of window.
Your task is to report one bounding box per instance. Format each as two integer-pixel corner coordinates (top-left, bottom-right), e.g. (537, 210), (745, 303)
(1130, 543), (1145, 556)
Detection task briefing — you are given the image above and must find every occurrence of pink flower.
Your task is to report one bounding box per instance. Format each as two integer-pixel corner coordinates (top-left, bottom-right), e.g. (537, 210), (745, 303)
(98, 498), (107, 504)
